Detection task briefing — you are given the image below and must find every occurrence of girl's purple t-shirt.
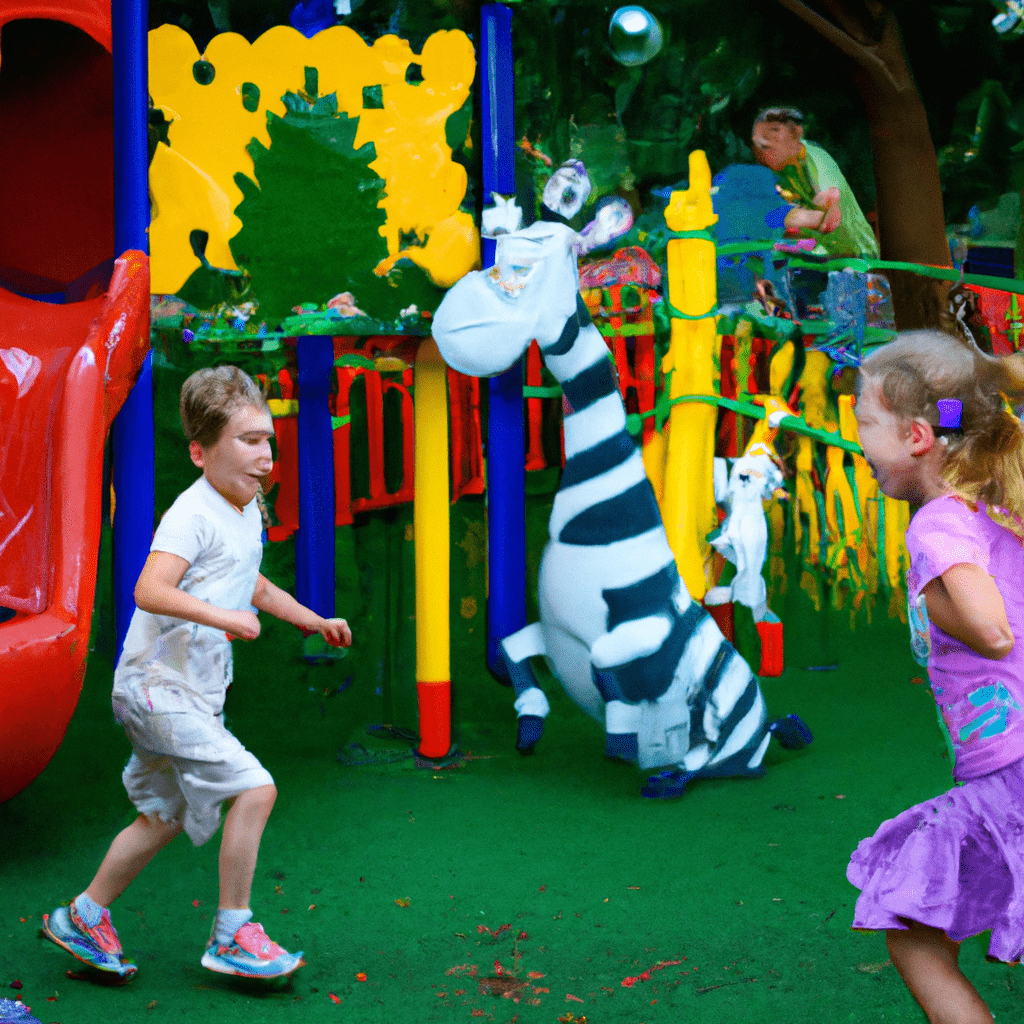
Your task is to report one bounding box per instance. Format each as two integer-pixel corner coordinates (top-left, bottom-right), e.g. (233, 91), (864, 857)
(906, 495), (1024, 780)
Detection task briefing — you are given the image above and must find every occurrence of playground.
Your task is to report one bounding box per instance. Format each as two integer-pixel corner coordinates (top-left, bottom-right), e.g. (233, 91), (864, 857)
(5, 0), (1024, 1022)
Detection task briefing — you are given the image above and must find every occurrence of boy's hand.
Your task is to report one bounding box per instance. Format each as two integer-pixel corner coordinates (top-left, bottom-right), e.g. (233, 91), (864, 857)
(320, 618), (352, 648)
(224, 610), (261, 642)
(301, 618), (352, 648)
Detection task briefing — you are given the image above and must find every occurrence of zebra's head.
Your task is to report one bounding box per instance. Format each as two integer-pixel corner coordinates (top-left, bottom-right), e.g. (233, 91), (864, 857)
(432, 222), (581, 378)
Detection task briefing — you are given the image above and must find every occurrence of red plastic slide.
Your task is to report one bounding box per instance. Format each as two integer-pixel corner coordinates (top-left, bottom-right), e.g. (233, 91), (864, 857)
(0, 252), (150, 804)
(0, 2), (150, 802)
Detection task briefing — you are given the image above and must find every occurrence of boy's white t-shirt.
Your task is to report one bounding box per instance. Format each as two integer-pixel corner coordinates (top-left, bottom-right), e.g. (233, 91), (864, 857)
(114, 475), (263, 714)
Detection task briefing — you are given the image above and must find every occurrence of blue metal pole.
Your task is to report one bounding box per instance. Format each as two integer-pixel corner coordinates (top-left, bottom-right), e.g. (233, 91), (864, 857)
(295, 336), (336, 619)
(480, 3), (524, 680)
(111, 0), (155, 660)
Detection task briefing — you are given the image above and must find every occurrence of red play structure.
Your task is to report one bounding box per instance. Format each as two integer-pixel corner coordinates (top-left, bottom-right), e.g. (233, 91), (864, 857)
(0, 1), (150, 803)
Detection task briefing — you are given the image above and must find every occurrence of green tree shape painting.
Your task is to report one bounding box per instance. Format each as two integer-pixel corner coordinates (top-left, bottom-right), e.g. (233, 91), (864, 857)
(230, 71), (444, 329)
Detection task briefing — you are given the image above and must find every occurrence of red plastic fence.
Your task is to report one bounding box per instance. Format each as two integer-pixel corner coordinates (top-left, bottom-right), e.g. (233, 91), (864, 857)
(265, 324), (659, 539)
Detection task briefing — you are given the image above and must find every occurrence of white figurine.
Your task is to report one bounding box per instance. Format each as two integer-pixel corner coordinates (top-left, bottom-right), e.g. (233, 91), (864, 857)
(705, 439), (786, 624)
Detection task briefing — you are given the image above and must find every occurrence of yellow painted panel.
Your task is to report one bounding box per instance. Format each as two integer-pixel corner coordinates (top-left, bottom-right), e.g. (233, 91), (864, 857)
(149, 23), (479, 295)
(149, 142), (240, 293)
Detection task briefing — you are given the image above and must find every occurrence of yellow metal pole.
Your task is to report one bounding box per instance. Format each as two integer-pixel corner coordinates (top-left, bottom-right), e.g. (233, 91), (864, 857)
(642, 426), (667, 505)
(414, 338), (451, 757)
(662, 150), (719, 598)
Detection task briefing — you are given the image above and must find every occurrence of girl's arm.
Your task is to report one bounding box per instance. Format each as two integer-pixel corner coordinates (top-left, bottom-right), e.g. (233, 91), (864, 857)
(251, 573), (352, 647)
(134, 552), (261, 639)
(922, 563), (1014, 660)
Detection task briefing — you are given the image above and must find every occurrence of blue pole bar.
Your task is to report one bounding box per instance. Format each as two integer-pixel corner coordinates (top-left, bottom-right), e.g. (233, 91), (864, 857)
(480, 3), (524, 680)
(111, 0), (155, 660)
(295, 336), (336, 619)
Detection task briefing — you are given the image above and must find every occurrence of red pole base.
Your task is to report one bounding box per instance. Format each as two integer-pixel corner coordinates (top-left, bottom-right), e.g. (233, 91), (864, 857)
(756, 620), (784, 677)
(416, 680), (451, 758)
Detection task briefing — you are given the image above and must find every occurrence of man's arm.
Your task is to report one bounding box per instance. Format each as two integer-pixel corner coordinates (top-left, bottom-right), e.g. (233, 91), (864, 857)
(134, 551), (261, 640)
(783, 187), (841, 234)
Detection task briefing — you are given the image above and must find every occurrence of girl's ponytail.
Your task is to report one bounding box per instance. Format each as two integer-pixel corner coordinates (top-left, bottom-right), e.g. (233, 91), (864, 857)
(862, 332), (1024, 540)
(945, 350), (1024, 540)
(978, 349), (1024, 404)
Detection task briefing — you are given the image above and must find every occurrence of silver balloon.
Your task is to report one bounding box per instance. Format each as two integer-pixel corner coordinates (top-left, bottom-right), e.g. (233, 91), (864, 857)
(608, 6), (663, 67)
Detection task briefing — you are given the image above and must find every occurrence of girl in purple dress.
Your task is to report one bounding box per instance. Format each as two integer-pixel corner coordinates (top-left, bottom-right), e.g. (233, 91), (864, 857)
(850, 329), (1024, 1024)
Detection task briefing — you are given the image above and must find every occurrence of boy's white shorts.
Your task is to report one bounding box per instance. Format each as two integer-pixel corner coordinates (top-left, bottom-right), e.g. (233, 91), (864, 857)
(112, 683), (274, 847)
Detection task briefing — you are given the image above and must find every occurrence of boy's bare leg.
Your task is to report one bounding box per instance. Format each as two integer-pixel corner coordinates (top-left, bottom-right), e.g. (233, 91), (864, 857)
(85, 814), (183, 907)
(886, 920), (993, 1024)
(218, 784), (276, 909)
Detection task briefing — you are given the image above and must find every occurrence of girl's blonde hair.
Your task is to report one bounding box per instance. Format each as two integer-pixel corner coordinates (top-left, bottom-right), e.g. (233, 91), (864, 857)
(858, 329), (1024, 539)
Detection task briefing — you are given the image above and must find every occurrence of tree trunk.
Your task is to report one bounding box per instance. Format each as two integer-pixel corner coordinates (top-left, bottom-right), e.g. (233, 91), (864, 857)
(773, 0), (951, 329)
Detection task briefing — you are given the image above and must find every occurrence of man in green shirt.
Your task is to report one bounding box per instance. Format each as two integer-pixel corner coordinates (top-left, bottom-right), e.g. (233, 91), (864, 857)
(751, 106), (879, 259)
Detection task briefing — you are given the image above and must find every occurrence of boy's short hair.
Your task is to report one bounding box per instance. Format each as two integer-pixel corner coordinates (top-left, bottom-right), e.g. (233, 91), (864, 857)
(180, 366), (269, 448)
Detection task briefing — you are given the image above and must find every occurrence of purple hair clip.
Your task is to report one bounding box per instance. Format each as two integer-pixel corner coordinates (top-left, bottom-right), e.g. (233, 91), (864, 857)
(936, 398), (963, 431)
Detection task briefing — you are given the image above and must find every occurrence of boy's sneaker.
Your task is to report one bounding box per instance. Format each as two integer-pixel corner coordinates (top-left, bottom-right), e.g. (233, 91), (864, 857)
(40, 904), (137, 979)
(201, 922), (304, 979)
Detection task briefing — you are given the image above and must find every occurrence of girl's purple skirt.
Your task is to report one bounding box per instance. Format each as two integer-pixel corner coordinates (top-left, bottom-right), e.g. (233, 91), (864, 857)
(847, 755), (1024, 963)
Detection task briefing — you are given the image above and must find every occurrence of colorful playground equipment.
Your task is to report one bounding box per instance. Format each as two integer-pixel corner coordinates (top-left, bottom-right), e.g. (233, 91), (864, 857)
(10, 0), (1024, 798)
(0, 0), (151, 803)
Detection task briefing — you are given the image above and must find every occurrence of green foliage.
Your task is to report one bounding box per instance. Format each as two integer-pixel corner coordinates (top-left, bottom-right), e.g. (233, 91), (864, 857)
(939, 80), (1024, 222)
(153, 0), (1024, 241)
(229, 75), (444, 328)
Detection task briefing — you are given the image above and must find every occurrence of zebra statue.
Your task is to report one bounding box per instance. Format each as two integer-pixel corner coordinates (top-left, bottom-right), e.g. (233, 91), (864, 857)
(432, 217), (811, 798)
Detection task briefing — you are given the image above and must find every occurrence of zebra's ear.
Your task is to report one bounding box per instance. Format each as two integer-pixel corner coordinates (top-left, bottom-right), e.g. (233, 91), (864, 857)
(713, 458), (730, 504)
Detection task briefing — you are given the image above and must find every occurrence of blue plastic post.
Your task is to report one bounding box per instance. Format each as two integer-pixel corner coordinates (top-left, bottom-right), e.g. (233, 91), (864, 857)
(111, 0), (154, 660)
(295, 336), (336, 619)
(480, 3), (524, 680)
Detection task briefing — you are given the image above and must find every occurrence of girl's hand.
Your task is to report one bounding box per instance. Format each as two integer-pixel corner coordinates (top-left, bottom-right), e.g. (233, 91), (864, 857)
(224, 610), (261, 642)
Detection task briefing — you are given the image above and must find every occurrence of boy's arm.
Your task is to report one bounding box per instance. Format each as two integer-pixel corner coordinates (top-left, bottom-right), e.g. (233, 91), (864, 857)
(251, 574), (352, 647)
(134, 551), (261, 640)
(922, 563), (1014, 660)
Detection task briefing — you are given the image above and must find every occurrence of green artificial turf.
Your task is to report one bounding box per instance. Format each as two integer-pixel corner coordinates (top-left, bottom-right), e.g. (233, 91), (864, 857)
(5, 506), (1024, 1024)
(3, 366), (1024, 1022)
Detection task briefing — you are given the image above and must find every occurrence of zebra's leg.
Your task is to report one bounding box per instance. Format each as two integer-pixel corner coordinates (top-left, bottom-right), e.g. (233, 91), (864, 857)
(590, 666), (640, 762)
(605, 701), (640, 762)
(768, 713), (813, 749)
(502, 623), (550, 754)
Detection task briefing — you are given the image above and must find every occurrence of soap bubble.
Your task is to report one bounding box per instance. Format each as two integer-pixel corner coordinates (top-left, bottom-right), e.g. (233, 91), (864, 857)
(609, 6), (663, 67)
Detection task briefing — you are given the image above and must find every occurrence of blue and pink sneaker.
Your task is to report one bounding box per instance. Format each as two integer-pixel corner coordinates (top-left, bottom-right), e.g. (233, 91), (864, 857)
(201, 921), (304, 979)
(40, 903), (137, 979)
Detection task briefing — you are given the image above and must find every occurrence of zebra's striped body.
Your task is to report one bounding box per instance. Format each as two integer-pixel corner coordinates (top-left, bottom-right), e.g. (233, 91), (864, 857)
(432, 222), (808, 793)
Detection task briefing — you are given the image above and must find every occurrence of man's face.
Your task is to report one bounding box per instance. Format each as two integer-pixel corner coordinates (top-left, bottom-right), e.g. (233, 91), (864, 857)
(751, 121), (803, 172)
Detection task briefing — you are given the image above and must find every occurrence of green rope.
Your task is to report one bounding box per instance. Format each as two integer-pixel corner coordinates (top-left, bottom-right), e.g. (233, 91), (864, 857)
(682, 239), (1024, 296)
(335, 354), (377, 370)
(523, 385), (562, 399)
(596, 321), (655, 338)
(665, 228), (718, 242)
(632, 393), (863, 454)
(665, 299), (720, 321)
(715, 240), (778, 257)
